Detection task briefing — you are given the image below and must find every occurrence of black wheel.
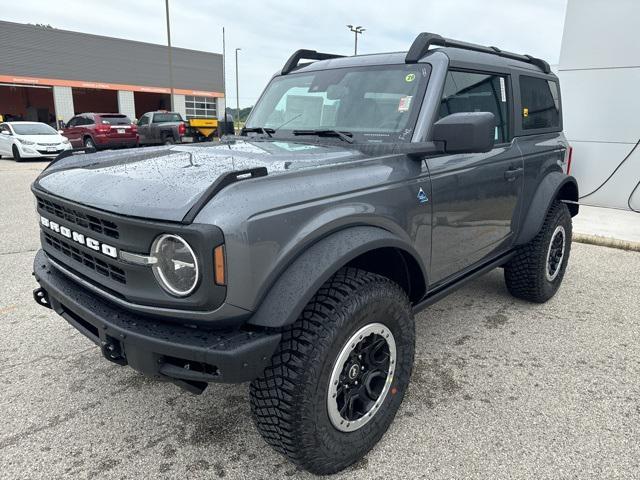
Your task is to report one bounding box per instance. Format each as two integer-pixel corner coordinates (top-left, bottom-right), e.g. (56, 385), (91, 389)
(163, 136), (175, 145)
(250, 268), (415, 475)
(83, 137), (96, 149)
(504, 200), (572, 303)
(12, 145), (22, 162)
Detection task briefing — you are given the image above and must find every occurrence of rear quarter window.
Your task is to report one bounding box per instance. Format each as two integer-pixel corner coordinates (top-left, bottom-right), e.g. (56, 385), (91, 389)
(520, 76), (560, 130)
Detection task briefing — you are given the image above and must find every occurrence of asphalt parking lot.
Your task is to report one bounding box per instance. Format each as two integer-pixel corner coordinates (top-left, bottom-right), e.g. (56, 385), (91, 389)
(1, 158), (639, 480)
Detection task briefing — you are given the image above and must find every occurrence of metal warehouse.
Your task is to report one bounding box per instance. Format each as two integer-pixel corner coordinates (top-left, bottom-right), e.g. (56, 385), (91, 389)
(0, 20), (225, 127)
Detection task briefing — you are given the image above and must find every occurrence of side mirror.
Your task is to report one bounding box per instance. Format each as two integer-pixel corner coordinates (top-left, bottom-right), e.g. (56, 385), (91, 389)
(57, 129), (64, 134)
(0, 130), (10, 136)
(432, 112), (495, 154)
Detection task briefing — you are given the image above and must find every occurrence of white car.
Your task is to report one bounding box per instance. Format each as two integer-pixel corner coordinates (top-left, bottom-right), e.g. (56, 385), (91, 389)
(0, 121), (72, 161)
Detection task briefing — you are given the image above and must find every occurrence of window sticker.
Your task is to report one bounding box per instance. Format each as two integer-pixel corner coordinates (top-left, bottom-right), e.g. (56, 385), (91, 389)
(398, 96), (413, 112)
(405, 73), (416, 82)
(523, 107), (529, 117)
(500, 77), (506, 102)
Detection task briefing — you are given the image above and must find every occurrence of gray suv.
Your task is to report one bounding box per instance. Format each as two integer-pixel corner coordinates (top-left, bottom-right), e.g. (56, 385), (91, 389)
(31, 32), (578, 474)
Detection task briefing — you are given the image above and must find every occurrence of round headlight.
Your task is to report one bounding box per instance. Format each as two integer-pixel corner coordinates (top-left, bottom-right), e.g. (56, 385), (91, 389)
(151, 234), (199, 297)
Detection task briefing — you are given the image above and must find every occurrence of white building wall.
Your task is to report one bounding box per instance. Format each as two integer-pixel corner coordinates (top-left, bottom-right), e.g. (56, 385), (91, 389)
(217, 96), (226, 119)
(172, 94), (186, 118)
(52, 86), (74, 124)
(558, 0), (640, 211)
(117, 90), (136, 120)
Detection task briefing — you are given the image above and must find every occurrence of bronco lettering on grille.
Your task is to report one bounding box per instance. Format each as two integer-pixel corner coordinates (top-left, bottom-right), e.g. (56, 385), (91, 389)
(40, 216), (118, 258)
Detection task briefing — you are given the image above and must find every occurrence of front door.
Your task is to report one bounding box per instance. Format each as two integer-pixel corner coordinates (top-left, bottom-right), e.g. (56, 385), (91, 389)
(428, 70), (523, 284)
(137, 115), (150, 144)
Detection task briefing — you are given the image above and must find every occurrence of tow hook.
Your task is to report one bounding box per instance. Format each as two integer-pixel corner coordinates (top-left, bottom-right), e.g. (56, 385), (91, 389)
(101, 337), (127, 366)
(33, 287), (52, 309)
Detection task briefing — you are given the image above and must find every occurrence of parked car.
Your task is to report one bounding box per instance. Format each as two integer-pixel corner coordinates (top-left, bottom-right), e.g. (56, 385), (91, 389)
(62, 113), (138, 150)
(31, 32), (578, 474)
(137, 111), (186, 145)
(0, 121), (71, 161)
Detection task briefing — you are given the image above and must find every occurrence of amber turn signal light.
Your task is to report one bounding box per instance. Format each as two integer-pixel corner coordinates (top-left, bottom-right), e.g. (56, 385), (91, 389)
(214, 245), (226, 285)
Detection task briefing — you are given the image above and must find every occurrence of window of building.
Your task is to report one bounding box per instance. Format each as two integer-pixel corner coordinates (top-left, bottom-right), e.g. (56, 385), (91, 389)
(438, 70), (510, 143)
(519, 76), (560, 130)
(185, 96), (217, 119)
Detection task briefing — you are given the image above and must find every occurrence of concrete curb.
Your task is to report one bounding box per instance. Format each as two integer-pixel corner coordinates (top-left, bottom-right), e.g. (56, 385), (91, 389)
(573, 233), (640, 252)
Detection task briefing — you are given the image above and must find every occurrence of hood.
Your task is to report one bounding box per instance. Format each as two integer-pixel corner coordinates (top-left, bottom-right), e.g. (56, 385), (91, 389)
(35, 140), (364, 222)
(18, 133), (66, 144)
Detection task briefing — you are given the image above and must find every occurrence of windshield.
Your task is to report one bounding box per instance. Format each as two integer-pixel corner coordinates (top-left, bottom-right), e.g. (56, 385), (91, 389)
(11, 123), (58, 135)
(247, 64), (430, 142)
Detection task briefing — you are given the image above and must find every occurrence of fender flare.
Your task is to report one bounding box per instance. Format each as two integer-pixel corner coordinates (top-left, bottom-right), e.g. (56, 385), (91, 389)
(247, 226), (427, 329)
(516, 172), (579, 245)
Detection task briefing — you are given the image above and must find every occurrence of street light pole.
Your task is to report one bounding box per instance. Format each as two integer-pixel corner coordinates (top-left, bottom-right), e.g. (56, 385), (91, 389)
(165, 0), (175, 111)
(235, 47), (241, 132)
(346, 25), (365, 55)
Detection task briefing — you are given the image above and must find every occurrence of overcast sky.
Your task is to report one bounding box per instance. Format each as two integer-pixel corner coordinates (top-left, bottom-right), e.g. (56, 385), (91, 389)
(2, 0), (568, 108)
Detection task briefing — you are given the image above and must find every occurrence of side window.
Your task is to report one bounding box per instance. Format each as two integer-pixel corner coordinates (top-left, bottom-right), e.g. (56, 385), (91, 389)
(84, 116), (95, 126)
(67, 117), (77, 128)
(138, 115), (149, 126)
(438, 70), (510, 143)
(519, 76), (559, 130)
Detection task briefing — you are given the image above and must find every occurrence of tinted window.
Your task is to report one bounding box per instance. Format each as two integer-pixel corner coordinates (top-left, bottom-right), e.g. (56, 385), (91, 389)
(66, 117), (78, 128)
(138, 115), (150, 126)
(520, 76), (559, 130)
(438, 71), (509, 143)
(153, 113), (183, 123)
(99, 114), (131, 125)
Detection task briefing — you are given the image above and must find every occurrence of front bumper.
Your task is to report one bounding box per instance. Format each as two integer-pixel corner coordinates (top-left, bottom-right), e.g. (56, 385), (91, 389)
(33, 249), (280, 393)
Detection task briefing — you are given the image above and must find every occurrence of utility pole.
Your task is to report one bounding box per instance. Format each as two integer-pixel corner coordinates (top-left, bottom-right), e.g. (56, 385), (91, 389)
(165, 0), (175, 111)
(222, 27), (226, 133)
(347, 25), (365, 55)
(235, 47), (241, 132)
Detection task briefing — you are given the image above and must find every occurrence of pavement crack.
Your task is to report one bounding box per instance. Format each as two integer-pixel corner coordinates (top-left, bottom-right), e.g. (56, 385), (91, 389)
(0, 248), (38, 256)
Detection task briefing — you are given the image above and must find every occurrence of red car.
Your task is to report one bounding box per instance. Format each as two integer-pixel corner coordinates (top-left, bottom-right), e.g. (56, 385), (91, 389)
(63, 113), (138, 150)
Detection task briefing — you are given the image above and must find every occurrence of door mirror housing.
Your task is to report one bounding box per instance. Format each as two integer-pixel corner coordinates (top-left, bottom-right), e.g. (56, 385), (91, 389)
(432, 112), (495, 154)
(1, 130), (10, 136)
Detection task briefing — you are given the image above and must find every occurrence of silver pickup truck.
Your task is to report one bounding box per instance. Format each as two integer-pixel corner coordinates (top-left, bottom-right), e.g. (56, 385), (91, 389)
(136, 111), (185, 145)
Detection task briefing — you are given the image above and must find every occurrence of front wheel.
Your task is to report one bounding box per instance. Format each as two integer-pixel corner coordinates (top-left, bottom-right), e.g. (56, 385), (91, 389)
(504, 200), (572, 302)
(83, 137), (96, 149)
(12, 145), (22, 162)
(250, 268), (415, 475)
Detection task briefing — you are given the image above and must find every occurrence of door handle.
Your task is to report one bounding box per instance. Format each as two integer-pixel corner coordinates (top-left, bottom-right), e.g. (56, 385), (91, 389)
(504, 166), (523, 181)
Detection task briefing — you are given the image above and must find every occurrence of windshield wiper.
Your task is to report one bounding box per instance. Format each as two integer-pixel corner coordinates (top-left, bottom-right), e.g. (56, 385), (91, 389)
(242, 127), (274, 138)
(292, 129), (354, 144)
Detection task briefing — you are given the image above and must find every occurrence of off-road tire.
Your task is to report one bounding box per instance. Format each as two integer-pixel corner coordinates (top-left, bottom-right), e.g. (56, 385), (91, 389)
(250, 268), (415, 475)
(12, 145), (22, 162)
(504, 200), (572, 302)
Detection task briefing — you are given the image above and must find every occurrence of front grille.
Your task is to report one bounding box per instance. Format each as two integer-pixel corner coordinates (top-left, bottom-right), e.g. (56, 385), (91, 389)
(44, 232), (126, 284)
(37, 196), (119, 239)
(38, 142), (60, 147)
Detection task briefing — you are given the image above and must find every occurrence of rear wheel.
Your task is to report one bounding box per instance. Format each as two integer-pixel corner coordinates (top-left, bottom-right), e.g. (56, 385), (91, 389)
(163, 135), (175, 145)
(12, 145), (22, 162)
(250, 268), (415, 475)
(504, 200), (572, 302)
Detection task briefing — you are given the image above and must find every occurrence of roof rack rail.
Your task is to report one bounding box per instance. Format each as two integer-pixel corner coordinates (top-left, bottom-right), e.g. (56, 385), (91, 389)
(405, 32), (551, 74)
(281, 49), (345, 75)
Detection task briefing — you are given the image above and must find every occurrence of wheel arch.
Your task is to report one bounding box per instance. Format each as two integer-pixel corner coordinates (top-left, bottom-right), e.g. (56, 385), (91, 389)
(247, 226), (428, 329)
(516, 172), (579, 245)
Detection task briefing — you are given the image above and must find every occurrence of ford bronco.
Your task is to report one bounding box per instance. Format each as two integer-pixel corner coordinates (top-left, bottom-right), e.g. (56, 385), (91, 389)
(32, 32), (578, 474)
